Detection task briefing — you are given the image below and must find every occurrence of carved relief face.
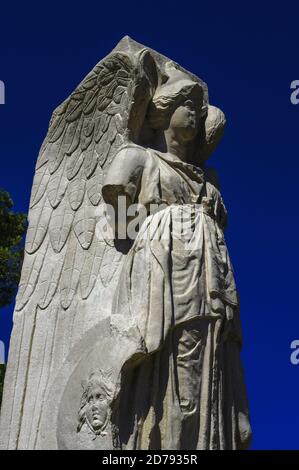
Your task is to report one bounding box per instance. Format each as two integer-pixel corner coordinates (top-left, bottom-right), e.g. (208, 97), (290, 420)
(85, 379), (110, 432)
(78, 370), (114, 436)
(169, 98), (200, 143)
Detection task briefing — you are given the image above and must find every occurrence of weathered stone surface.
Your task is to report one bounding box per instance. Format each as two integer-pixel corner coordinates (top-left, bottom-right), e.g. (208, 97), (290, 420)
(0, 36), (252, 450)
(38, 317), (143, 450)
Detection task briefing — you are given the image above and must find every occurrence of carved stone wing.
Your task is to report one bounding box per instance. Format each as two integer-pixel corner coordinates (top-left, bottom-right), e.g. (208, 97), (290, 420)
(16, 48), (157, 315)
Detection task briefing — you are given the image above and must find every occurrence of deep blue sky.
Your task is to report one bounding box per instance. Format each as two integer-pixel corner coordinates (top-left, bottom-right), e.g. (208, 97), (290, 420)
(0, 1), (298, 450)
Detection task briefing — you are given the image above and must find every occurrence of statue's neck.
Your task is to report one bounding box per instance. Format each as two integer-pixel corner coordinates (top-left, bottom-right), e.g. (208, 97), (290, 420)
(154, 128), (188, 162)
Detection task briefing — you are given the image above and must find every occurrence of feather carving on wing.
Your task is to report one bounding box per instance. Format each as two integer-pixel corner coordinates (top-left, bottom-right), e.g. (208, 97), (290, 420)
(16, 48), (158, 317)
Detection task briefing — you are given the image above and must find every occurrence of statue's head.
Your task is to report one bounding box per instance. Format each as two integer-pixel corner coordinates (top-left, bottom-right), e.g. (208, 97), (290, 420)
(77, 369), (114, 436)
(147, 62), (226, 164)
(148, 63), (205, 142)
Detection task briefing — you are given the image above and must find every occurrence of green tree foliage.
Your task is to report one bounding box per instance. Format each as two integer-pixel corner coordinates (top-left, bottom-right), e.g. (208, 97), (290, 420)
(0, 189), (26, 308)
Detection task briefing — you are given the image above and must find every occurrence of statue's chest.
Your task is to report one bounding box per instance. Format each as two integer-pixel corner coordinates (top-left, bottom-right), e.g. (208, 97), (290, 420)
(159, 162), (202, 205)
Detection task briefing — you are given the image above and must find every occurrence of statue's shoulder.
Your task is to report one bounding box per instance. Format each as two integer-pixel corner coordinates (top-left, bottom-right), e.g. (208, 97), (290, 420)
(115, 142), (149, 162)
(110, 143), (150, 175)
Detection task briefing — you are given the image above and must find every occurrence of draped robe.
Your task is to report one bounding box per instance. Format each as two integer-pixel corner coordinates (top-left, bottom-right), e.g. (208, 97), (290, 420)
(102, 144), (252, 450)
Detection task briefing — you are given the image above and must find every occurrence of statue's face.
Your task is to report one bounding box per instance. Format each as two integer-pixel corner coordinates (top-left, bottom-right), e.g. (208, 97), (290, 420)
(85, 381), (109, 432)
(169, 98), (200, 143)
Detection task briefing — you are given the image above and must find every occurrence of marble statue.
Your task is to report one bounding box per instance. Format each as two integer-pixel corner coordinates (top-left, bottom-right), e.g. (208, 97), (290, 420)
(0, 36), (252, 450)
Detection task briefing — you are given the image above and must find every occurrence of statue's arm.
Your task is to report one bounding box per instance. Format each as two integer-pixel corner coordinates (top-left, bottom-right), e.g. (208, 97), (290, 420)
(102, 146), (146, 206)
(102, 146), (147, 235)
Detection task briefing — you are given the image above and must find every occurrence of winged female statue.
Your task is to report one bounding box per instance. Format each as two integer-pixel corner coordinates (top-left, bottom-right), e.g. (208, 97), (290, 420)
(0, 37), (251, 450)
